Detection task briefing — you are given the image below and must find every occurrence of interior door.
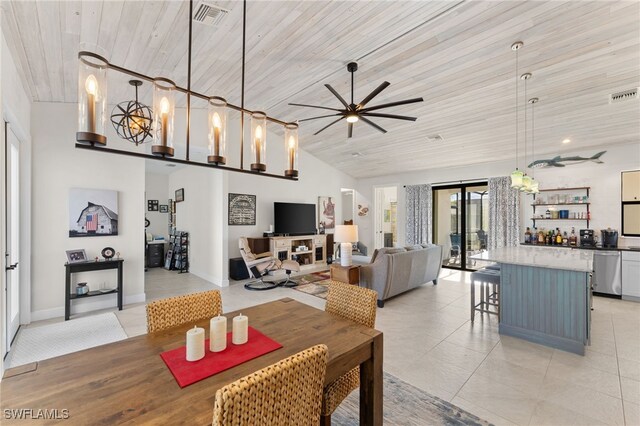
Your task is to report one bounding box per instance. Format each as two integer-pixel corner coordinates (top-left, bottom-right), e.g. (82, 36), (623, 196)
(5, 123), (20, 351)
(374, 187), (384, 249)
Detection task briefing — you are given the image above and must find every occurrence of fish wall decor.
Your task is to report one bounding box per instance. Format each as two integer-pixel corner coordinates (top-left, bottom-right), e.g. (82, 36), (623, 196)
(528, 151), (606, 168)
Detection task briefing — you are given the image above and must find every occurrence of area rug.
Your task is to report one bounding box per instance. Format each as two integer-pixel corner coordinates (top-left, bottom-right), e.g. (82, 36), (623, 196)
(292, 270), (332, 299)
(333, 372), (492, 426)
(8, 312), (128, 368)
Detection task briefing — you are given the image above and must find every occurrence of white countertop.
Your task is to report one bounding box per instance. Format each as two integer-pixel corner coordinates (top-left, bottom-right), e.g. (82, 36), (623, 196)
(471, 246), (593, 272)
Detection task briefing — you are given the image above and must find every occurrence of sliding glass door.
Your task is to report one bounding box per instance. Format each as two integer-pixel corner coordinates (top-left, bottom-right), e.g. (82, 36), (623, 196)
(433, 182), (488, 271)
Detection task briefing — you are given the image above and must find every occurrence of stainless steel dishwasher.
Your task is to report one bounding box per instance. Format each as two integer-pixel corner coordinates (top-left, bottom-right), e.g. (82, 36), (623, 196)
(592, 250), (622, 297)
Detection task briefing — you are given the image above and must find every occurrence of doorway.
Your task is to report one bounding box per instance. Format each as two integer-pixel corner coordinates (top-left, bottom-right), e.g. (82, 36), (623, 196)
(432, 182), (488, 271)
(4, 122), (21, 353)
(374, 186), (398, 249)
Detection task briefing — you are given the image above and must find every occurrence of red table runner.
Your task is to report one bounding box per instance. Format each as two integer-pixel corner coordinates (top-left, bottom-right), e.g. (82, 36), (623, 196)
(160, 326), (283, 388)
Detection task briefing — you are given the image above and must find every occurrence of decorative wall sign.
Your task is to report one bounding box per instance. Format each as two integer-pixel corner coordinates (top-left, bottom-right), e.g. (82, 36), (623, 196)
(159, 205), (169, 213)
(69, 188), (119, 237)
(148, 200), (159, 211)
(318, 196), (336, 230)
(528, 151), (606, 168)
(228, 194), (256, 226)
(175, 188), (185, 202)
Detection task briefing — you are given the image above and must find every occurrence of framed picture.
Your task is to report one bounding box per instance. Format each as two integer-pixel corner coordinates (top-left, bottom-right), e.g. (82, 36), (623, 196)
(147, 200), (159, 211)
(318, 196), (335, 230)
(159, 205), (169, 213)
(358, 203), (369, 217)
(69, 188), (118, 237)
(228, 193), (256, 225)
(175, 188), (185, 203)
(66, 249), (88, 264)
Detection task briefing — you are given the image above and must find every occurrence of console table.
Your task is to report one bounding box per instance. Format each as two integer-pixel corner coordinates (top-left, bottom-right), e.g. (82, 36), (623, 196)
(65, 259), (124, 320)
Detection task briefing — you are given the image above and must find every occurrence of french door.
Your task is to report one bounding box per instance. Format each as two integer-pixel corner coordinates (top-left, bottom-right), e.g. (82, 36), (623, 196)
(432, 182), (488, 271)
(4, 122), (21, 352)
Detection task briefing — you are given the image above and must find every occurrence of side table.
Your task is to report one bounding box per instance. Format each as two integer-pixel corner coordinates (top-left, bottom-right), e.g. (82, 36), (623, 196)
(330, 264), (360, 285)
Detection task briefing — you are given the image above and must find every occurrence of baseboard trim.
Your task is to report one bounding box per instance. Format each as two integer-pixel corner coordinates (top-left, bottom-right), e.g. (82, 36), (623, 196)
(190, 269), (229, 288)
(30, 293), (146, 322)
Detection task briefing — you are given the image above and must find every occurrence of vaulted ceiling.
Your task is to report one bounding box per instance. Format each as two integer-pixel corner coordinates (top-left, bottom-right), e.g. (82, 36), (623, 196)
(2, 0), (639, 178)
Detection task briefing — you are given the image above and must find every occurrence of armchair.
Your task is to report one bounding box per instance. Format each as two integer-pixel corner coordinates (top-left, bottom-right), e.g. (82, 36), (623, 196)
(238, 237), (300, 290)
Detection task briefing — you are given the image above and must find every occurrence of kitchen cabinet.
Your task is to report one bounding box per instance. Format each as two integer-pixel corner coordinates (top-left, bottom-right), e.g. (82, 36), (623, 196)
(621, 251), (640, 301)
(622, 170), (640, 202)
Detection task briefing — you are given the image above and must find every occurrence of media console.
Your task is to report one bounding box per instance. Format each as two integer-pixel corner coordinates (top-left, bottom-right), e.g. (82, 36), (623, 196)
(270, 234), (327, 269)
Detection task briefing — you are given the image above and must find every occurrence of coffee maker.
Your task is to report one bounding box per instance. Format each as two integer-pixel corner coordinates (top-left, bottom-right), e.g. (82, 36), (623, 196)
(601, 229), (619, 248)
(580, 229), (596, 247)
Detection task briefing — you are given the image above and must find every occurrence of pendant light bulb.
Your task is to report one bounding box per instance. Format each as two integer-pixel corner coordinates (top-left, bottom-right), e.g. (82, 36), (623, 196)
(85, 74), (98, 96)
(346, 113), (359, 123)
(510, 41), (524, 189)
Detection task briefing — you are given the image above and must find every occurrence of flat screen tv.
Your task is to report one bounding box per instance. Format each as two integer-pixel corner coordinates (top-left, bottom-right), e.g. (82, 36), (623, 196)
(274, 202), (316, 236)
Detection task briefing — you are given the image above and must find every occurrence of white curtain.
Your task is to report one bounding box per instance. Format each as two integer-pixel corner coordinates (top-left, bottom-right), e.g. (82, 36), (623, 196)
(488, 176), (520, 250)
(405, 184), (432, 245)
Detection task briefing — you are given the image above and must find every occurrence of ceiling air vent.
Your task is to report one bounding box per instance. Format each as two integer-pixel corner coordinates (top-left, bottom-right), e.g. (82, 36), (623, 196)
(609, 88), (638, 104)
(193, 1), (229, 26)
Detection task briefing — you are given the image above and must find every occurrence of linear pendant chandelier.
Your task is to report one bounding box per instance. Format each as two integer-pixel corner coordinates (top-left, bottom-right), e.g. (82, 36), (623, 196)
(75, 0), (299, 181)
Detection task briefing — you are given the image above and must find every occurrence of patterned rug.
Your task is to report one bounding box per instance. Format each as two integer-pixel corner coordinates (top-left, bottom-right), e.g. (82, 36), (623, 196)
(333, 372), (492, 426)
(291, 271), (332, 299)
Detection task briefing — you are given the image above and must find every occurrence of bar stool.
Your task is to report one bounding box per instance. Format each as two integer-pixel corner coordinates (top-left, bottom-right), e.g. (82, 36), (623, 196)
(470, 268), (500, 322)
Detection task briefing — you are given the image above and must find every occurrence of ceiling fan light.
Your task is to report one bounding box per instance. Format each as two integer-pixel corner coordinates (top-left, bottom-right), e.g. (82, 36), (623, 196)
(346, 113), (359, 123)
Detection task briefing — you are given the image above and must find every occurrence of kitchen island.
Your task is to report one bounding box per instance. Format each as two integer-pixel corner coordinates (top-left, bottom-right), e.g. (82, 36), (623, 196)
(472, 246), (593, 355)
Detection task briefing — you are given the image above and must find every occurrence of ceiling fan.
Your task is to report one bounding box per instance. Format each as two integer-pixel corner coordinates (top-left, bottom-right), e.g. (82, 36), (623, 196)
(290, 62), (424, 138)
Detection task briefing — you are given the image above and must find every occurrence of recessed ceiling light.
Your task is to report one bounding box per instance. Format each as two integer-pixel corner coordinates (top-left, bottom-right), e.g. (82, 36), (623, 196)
(426, 134), (443, 143)
(351, 152), (362, 158)
(166, 163), (177, 167)
(562, 138), (571, 144)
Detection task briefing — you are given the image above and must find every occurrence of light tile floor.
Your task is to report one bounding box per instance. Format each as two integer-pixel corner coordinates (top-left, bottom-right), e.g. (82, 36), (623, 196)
(14, 267), (640, 425)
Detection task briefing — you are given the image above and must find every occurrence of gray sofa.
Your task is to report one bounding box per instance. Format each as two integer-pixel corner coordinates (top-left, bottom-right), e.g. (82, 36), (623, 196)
(359, 244), (443, 307)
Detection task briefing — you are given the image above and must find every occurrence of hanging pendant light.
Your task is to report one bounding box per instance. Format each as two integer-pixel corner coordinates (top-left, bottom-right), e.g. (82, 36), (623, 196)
(110, 80), (153, 146)
(77, 51), (108, 146)
(207, 96), (227, 165)
(529, 97), (540, 194)
(510, 41), (524, 189)
(151, 78), (176, 157)
(284, 123), (299, 177)
(251, 112), (267, 172)
(520, 72), (532, 193)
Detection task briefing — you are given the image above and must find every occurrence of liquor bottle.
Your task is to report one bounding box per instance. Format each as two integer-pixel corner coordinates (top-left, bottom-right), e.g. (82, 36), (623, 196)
(538, 229), (545, 245)
(556, 229), (563, 245)
(532, 227), (538, 245)
(545, 231), (551, 245)
(569, 227), (577, 246)
(525, 227), (531, 244)
(562, 231), (569, 246)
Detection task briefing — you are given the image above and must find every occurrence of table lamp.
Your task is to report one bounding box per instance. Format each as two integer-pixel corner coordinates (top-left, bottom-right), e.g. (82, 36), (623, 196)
(334, 225), (359, 267)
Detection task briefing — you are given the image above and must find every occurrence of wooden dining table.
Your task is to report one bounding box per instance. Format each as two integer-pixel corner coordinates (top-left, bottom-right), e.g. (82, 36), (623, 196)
(1, 298), (383, 425)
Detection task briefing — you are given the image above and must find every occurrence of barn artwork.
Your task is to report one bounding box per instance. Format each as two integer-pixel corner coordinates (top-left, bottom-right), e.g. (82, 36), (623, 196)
(69, 188), (119, 237)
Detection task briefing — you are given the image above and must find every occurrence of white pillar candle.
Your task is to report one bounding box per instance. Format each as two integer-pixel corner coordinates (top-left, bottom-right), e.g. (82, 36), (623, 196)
(209, 315), (227, 352)
(232, 313), (248, 345)
(186, 326), (205, 362)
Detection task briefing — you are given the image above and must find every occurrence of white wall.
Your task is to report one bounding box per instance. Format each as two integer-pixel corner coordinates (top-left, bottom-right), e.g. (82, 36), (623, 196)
(30, 102), (146, 321)
(168, 166), (228, 286)
(145, 171), (169, 240)
(355, 143), (640, 251)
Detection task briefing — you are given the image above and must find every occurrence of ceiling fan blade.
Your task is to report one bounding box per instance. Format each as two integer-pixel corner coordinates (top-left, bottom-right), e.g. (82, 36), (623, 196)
(298, 113), (343, 122)
(357, 81), (390, 109)
(348, 122), (353, 138)
(325, 84), (350, 108)
(314, 117), (344, 135)
(361, 97), (424, 113)
(288, 102), (342, 112)
(359, 116), (387, 134)
(360, 112), (417, 121)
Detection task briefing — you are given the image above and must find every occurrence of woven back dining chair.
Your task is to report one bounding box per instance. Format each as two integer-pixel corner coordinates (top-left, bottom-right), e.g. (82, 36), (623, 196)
(146, 290), (222, 333)
(212, 344), (328, 426)
(322, 281), (378, 425)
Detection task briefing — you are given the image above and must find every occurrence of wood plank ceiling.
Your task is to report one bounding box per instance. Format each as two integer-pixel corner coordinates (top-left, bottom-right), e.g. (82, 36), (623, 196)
(2, 0), (639, 178)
